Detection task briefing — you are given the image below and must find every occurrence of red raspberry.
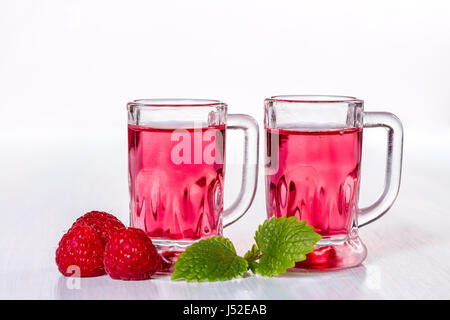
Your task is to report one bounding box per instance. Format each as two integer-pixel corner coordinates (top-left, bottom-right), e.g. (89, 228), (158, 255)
(73, 211), (125, 246)
(55, 225), (105, 277)
(104, 227), (161, 280)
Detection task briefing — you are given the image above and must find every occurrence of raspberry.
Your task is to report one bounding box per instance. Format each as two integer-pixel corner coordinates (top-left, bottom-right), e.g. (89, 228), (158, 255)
(55, 225), (105, 277)
(73, 211), (125, 246)
(104, 227), (161, 280)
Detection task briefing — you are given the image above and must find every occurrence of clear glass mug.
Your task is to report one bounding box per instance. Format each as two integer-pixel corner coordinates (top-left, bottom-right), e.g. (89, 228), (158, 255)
(265, 95), (403, 270)
(127, 99), (259, 264)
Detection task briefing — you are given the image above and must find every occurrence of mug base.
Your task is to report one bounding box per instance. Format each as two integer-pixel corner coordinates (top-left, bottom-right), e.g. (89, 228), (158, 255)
(152, 238), (200, 275)
(152, 238), (199, 252)
(288, 235), (367, 271)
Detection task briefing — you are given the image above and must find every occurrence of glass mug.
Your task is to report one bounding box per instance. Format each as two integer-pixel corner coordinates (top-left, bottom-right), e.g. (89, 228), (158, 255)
(265, 95), (403, 270)
(127, 99), (259, 263)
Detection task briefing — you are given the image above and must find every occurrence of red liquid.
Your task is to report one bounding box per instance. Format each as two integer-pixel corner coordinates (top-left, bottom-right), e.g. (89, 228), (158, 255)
(128, 125), (226, 241)
(265, 127), (362, 267)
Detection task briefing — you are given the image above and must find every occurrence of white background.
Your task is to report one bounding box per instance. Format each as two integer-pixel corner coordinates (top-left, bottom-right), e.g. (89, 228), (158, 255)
(1, 0), (449, 299)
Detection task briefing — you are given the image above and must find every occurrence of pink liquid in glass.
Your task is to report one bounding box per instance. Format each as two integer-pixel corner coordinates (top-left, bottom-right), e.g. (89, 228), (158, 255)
(128, 125), (226, 241)
(265, 127), (362, 268)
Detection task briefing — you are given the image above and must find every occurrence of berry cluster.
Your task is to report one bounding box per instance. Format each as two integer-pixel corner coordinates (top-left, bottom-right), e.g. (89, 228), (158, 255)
(55, 211), (161, 280)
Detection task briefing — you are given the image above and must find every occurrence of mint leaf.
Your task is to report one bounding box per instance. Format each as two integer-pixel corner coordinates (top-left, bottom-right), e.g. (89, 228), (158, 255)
(254, 217), (321, 276)
(243, 244), (260, 262)
(170, 217), (322, 282)
(248, 261), (259, 273)
(171, 236), (248, 282)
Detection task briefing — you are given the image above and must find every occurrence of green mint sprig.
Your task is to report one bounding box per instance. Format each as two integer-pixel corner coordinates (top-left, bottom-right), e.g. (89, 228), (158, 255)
(171, 217), (321, 282)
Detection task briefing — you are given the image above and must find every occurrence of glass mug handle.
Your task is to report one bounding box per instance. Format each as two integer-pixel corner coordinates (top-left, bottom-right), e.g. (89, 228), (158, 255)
(222, 114), (259, 227)
(359, 112), (404, 226)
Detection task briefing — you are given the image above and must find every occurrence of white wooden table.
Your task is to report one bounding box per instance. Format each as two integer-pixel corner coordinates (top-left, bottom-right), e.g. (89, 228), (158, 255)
(1, 127), (449, 299)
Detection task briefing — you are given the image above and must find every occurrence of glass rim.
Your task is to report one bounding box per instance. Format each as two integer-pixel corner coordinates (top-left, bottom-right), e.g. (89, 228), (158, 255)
(127, 98), (227, 108)
(266, 95), (363, 103)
